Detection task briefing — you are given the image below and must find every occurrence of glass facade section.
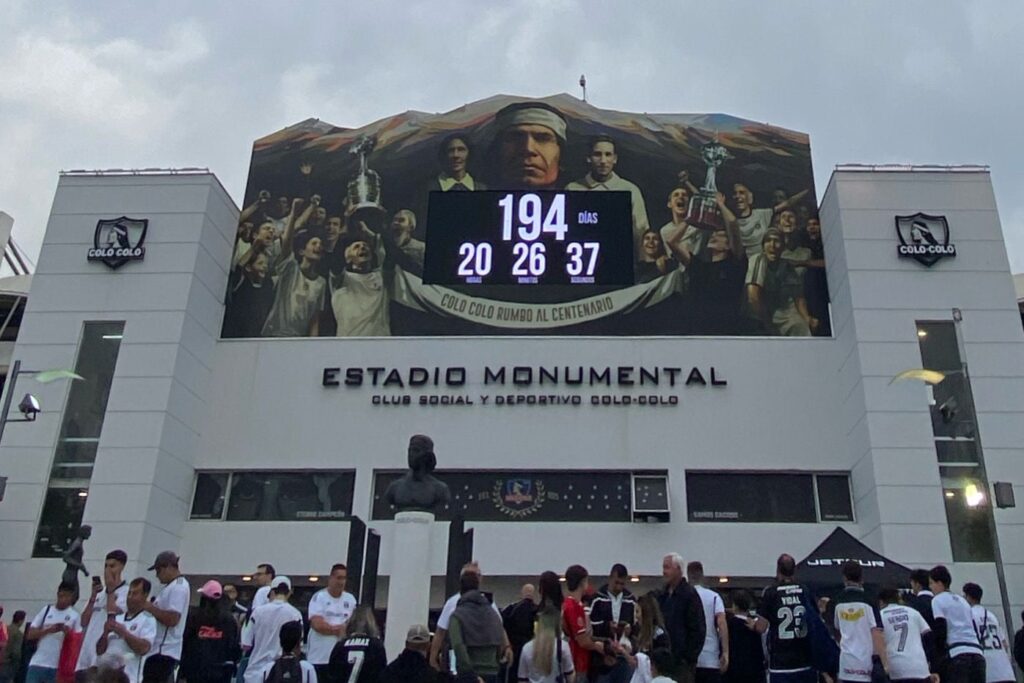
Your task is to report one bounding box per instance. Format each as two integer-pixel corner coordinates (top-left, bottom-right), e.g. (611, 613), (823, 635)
(33, 322), (124, 557)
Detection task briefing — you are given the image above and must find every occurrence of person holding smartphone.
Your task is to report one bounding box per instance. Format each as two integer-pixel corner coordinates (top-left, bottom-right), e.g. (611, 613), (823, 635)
(24, 584), (81, 683)
(76, 551), (129, 680)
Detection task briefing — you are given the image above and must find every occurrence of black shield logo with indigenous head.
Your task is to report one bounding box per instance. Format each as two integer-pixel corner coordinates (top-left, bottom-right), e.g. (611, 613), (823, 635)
(87, 217), (148, 269)
(895, 213), (956, 267)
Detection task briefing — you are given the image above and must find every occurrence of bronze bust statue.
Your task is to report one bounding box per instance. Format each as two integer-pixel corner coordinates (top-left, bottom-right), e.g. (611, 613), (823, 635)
(384, 435), (451, 513)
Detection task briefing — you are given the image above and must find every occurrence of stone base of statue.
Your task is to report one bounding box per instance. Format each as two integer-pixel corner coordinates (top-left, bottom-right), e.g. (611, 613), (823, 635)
(684, 193), (724, 231)
(384, 511), (435, 657)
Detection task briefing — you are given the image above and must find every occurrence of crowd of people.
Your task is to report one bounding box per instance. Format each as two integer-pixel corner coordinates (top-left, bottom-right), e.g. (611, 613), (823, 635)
(222, 101), (829, 338)
(1, 546), (1022, 683)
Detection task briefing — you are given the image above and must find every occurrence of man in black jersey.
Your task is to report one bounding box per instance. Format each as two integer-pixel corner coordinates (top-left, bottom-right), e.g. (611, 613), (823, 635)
(754, 554), (815, 683)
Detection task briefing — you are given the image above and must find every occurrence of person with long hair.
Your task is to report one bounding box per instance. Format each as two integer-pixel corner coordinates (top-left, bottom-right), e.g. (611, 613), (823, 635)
(537, 572), (564, 617)
(517, 609), (575, 683)
(631, 593), (671, 683)
(327, 606), (386, 683)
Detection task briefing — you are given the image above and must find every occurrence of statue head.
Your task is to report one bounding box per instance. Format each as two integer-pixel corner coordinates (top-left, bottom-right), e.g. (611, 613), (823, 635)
(79, 525), (92, 540)
(408, 435), (436, 475)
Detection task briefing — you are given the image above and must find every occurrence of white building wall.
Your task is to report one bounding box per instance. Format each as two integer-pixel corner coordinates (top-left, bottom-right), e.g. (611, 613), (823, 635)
(1, 168), (1022, 626)
(822, 168), (1024, 625)
(0, 173), (236, 614)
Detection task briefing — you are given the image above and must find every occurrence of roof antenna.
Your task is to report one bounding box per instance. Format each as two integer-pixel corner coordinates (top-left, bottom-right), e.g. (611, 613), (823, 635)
(579, 74), (587, 102)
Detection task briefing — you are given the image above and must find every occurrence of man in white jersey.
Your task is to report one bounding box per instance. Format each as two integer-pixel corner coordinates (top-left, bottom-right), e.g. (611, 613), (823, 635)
(831, 561), (888, 683)
(97, 578), (157, 683)
(928, 566), (984, 683)
(428, 562), (509, 671)
(242, 577), (303, 683)
(877, 587), (936, 683)
(142, 552), (190, 683)
(306, 564), (356, 681)
(686, 561), (729, 683)
(962, 583), (1014, 683)
(251, 565), (276, 612)
(25, 584), (81, 683)
(76, 550), (129, 679)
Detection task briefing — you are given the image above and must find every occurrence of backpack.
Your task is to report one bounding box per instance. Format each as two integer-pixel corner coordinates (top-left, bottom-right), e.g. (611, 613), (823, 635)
(264, 655), (304, 683)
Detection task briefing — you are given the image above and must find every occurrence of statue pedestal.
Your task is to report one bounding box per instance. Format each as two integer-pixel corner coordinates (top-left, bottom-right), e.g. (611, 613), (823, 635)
(384, 510), (435, 657)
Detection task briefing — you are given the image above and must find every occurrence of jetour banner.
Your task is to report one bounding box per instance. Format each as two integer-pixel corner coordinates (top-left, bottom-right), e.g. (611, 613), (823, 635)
(222, 94), (829, 338)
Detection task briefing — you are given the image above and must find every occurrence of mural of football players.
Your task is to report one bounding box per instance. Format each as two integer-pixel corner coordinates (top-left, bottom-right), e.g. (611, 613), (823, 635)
(388, 209), (425, 272)
(731, 182), (810, 257)
(431, 135), (486, 192)
(331, 228), (390, 337)
(261, 199), (326, 337)
(493, 102), (566, 189)
(566, 135), (650, 247)
(658, 185), (706, 271)
(635, 229), (677, 284)
(746, 228), (814, 336)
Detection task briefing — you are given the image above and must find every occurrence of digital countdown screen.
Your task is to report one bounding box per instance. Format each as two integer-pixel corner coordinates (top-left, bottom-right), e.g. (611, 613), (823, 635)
(423, 190), (635, 286)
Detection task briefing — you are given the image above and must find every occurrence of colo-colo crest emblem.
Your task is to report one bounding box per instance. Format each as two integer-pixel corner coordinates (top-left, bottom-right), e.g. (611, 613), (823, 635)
(895, 213), (956, 267)
(88, 217), (148, 269)
(492, 478), (546, 518)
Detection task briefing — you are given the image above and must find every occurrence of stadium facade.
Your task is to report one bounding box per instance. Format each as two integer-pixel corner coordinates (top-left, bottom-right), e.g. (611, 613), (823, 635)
(0, 97), (1022, 625)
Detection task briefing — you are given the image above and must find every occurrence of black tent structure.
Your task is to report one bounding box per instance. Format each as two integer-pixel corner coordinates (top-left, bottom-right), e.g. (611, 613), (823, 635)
(795, 527), (912, 589)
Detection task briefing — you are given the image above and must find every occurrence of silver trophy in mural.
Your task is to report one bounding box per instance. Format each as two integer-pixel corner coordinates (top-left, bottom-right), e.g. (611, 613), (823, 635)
(685, 138), (732, 231)
(346, 135), (386, 227)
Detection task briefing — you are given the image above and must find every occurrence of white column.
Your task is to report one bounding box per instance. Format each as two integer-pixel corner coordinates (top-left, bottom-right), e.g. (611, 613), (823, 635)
(383, 510), (435, 657)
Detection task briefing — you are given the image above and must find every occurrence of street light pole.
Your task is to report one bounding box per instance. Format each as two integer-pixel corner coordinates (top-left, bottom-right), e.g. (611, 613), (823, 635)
(0, 359), (24, 446)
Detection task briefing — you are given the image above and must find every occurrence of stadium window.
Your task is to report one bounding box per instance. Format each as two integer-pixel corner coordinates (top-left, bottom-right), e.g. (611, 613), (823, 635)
(187, 470), (356, 521)
(686, 471), (852, 523)
(940, 465), (995, 562)
(33, 321), (125, 558)
(190, 472), (230, 520)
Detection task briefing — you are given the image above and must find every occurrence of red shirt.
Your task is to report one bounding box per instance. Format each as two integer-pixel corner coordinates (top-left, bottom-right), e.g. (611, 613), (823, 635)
(562, 596), (590, 674)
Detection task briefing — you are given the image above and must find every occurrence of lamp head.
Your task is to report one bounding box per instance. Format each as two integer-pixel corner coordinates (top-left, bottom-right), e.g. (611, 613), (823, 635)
(17, 394), (40, 420)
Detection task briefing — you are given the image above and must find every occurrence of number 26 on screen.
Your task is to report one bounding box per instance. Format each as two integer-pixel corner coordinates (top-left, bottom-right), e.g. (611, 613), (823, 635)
(499, 193), (568, 241)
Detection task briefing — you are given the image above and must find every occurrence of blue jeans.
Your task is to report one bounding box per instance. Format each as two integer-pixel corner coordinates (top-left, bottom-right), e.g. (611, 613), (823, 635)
(26, 667), (57, 683)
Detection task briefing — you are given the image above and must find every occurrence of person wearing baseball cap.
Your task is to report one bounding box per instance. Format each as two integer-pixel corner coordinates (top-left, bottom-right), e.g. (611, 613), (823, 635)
(493, 101), (567, 190)
(141, 552), (190, 683)
(241, 577), (301, 683)
(380, 624), (442, 683)
(179, 581), (240, 683)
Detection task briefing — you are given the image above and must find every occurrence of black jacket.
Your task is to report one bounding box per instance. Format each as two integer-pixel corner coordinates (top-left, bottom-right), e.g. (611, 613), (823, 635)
(379, 648), (445, 683)
(179, 609), (241, 683)
(657, 580), (707, 666)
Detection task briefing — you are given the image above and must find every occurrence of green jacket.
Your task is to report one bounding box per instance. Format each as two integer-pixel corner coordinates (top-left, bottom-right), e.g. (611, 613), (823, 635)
(448, 614), (500, 677)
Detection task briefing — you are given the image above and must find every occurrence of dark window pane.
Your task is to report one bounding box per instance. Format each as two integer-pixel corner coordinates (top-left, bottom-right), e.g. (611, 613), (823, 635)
(816, 475), (854, 522)
(934, 439), (979, 464)
(372, 470), (632, 522)
(941, 466), (995, 562)
(917, 322), (961, 372)
(191, 473), (229, 519)
(687, 472), (816, 523)
(33, 487), (89, 558)
(50, 322), (125, 480)
(226, 471), (355, 521)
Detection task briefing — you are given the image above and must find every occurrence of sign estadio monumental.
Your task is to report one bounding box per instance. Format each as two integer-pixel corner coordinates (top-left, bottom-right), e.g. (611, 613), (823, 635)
(87, 217), (147, 269)
(895, 213), (956, 267)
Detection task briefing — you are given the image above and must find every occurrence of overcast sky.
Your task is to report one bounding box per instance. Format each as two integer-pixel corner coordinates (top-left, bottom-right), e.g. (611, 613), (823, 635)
(1, 0), (1021, 273)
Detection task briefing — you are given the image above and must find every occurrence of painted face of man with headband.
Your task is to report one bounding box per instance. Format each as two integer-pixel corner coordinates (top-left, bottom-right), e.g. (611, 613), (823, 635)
(494, 102), (567, 189)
